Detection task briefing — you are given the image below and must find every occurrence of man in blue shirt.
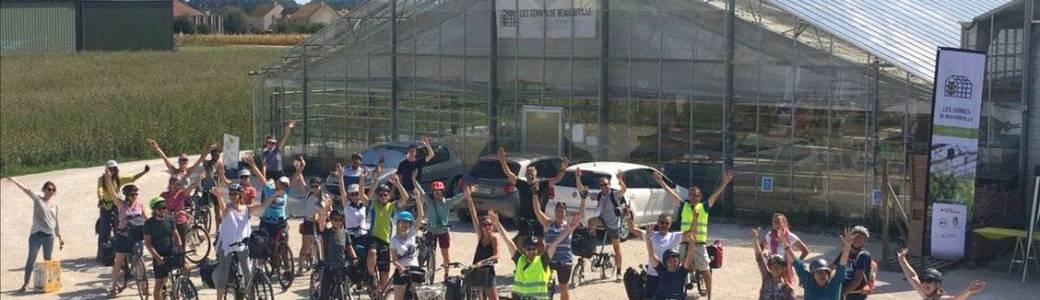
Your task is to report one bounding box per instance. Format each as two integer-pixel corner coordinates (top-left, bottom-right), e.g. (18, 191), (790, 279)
(786, 228), (853, 300)
(834, 226), (872, 300)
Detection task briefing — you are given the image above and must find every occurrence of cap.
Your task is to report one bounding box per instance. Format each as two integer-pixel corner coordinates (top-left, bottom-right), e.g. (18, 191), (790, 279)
(810, 259), (831, 273)
(522, 236), (540, 247)
(309, 177), (323, 185)
(350, 153), (363, 160)
(919, 268), (943, 281)
(663, 249), (681, 260)
(122, 184), (139, 195)
(228, 183), (244, 193)
(396, 211), (415, 223)
(431, 181), (445, 191)
(278, 176), (291, 185)
(178, 154), (189, 161)
(149, 197), (167, 209)
(376, 184), (392, 192)
(767, 254), (786, 265)
(106, 160), (119, 168)
(347, 184), (361, 193)
(852, 225), (870, 239)
(266, 136), (277, 143)
(239, 169), (252, 177)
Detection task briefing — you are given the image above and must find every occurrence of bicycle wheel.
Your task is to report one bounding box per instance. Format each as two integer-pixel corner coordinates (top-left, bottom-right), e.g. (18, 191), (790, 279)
(132, 258), (149, 300)
(117, 260), (130, 293)
(602, 254), (616, 280)
(695, 270), (708, 296)
(275, 243), (296, 291)
(309, 269), (322, 300)
(423, 249), (436, 285)
(250, 273), (276, 300)
(571, 258), (585, 288)
(178, 276), (199, 300)
(185, 226), (212, 263)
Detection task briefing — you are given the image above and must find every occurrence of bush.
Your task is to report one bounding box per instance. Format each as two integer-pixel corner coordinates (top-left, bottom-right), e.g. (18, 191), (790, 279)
(222, 8), (251, 34)
(174, 17), (196, 34)
(197, 23), (212, 34)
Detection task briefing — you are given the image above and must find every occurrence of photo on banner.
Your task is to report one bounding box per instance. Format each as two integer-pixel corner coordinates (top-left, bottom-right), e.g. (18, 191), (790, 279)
(926, 48), (987, 259)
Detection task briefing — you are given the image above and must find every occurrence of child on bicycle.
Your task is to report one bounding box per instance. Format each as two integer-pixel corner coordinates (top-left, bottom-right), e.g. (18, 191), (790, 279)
(492, 201), (580, 300)
(462, 183), (499, 300)
(144, 197), (186, 300)
(389, 181), (426, 300)
(531, 167), (587, 300)
(102, 170), (149, 298)
(751, 227), (795, 300)
(213, 183), (279, 300)
(318, 210), (360, 299)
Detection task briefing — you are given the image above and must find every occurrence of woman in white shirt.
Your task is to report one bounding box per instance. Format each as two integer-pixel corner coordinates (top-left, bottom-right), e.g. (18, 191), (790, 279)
(213, 183), (277, 300)
(759, 213), (810, 285)
(5, 177), (63, 292)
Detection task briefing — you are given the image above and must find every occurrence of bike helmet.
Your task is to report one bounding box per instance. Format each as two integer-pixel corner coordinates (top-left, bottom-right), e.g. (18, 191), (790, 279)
(522, 236), (540, 248)
(919, 268), (943, 282)
(375, 184), (392, 193)
(852, 225), (870, 239)
(309, 176), (323, 186)
(430, 181), (446, 191)
(228, 183), (244, 193)
(122, 184), (139, 195)
(350, 153), (363, 160)
(239, 169), (252, 177)
(396, 211), (415, 223)
(767, 254), (786, 266)
(662, 249), (681, 261)
(809, 259), (831, 273)
(149, 197), (167, 209)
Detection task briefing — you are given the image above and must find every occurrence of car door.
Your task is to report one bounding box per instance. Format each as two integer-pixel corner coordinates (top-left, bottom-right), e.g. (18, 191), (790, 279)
(621, 169), (652, 224)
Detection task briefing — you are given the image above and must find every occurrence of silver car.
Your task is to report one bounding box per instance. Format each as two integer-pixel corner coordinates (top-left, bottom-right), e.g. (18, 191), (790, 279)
(457, 154), (565, 220)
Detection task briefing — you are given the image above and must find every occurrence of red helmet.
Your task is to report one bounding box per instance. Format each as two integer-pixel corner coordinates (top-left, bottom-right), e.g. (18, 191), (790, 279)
(431, 181), (445, 191)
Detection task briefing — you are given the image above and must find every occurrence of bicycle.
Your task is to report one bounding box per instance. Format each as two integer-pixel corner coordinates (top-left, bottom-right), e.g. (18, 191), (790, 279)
(292, 214), (323, 273)
(683, 242), (718, 297)
(573, 227), (616, 283)
(188, 191), (212, 233)
(309, 261), (351, 300)
(259, 221), (295, 292)
(444, 260), (496, 300)
(385, 266), (441, 300)
(161, 252), (198, 300)
(115, 239), (150, 300)
(179, 210), (212, 264)
(416, 226), (436, 285)
(221, 240), (276, 300)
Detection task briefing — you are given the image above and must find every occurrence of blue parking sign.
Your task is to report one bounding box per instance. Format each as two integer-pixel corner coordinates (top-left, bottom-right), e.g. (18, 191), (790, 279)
(761, 176), (773, 193)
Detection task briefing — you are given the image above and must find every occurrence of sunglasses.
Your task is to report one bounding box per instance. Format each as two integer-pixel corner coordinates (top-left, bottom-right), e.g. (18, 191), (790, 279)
(331, 218), (344, 222)
(658, 221), (672, 226)
(379, 193), (390, 197)
(310, 185), (321, 189)
(44, 188), (56, 192)
(481, 223), (493, 227)
(921, 279), (941, 284)
(129, 193), (140, 197)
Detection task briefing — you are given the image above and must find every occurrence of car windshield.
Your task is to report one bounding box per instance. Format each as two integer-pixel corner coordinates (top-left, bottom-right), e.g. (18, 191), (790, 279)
(469, 160), (520, 179)
(360, 146), (406, 167)
(556, 171), (611, 188)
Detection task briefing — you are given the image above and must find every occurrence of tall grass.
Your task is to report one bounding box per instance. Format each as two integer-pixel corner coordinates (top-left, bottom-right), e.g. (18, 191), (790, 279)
(176, 34), (308, 47)
(0, 46), (284, 175)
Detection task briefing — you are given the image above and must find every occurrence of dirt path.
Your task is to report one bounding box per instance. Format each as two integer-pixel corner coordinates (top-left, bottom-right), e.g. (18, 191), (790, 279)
(2, 158), (1037, 299)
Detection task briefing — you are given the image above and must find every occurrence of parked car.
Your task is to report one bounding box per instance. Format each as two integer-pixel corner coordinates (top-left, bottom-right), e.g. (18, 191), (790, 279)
(457, 153), (565, 221)
(547, 162), (689, 240)
(325, 142), (467, 196)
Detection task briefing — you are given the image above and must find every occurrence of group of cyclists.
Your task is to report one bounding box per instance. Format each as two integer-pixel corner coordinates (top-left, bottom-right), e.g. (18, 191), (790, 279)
(2, 118), (991, 300)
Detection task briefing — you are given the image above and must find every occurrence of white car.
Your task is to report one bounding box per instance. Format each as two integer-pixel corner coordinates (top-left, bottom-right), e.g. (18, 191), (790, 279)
(546, 162), (688, 240)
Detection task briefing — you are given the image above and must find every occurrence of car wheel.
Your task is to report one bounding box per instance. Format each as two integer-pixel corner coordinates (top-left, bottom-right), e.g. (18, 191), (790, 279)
(619, 210), (634, 241)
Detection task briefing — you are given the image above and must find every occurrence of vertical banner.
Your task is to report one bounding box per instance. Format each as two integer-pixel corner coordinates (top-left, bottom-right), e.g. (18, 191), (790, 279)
(927, 48), (986, 259)
(223, 134), (240, 171)
(497, 0), (597, 38)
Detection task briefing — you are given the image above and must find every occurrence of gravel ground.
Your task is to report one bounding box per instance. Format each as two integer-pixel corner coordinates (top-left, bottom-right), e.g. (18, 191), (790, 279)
(2, 158), (1038, 299)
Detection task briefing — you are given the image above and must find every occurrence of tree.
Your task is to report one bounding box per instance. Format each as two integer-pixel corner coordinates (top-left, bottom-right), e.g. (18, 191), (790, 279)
(174, 17), (196, 34)
(222, 7), (251, 34)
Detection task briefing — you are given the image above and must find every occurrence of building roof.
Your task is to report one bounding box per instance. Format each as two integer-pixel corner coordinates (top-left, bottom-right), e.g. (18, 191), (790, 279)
(766, 0), (1010, 81)
(249, 2), (282, 18)
(172, 0), (204, 17)
(288, 1), (339, 22)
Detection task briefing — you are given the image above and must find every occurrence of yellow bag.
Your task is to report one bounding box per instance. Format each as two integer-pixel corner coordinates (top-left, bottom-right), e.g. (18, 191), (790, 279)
(32, 260), (61, 293)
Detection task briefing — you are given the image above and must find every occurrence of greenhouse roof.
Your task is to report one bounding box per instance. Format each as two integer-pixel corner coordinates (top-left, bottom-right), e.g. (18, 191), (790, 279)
(766, 0), (1009, 81)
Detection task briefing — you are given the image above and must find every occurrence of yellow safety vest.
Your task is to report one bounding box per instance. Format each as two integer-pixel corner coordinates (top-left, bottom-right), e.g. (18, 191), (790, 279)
(681, 202), (709, 244)
(513, 254), (551, 299)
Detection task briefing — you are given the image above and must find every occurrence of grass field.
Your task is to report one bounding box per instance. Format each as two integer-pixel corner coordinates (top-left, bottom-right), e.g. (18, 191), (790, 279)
(0, 46), (285, 176)
(175, 34), (309, 46)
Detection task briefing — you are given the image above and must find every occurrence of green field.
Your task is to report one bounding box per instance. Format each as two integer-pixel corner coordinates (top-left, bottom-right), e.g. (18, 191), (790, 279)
(0, 46), (285, 175)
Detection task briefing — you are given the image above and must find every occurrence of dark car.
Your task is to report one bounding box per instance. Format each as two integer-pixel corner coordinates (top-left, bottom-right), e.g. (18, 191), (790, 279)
(325, 142), (467, 196)
(457, 154), (565, 220)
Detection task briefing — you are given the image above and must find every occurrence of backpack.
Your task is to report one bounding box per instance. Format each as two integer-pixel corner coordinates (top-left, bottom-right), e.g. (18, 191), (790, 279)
(622, 267), (645, 300)
(707, 240), (724, 269)
(97, 242), (115, 267)
(199, 258), (219, 289)
(247, 230), (272, 259)
(443, 276), (464, 300)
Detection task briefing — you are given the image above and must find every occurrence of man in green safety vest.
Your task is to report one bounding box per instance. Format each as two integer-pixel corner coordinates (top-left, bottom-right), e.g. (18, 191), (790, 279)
(489, 204), (580, 300)
(653, 169), (734, 300)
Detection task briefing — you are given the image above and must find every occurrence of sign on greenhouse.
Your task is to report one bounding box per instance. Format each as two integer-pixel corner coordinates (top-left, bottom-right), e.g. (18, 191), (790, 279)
(926, 47), (986, 260)
(497, 0), (597, 38)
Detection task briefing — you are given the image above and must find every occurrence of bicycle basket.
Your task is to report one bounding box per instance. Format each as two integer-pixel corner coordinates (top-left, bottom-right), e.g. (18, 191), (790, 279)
(415, 284), (445, 300)
(571, 228), (597, 258)
(247, 231), (273, 259)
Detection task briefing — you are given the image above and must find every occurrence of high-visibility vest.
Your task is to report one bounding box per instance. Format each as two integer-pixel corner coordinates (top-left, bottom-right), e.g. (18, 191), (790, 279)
(513, 254), (551, 299)
(681, 201), (709, 243)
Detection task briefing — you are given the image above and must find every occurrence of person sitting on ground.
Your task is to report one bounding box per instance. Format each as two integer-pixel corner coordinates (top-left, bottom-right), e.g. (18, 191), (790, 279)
(648, 231), (698, 300)
(896, 248), (985, 300)
(5, 177), (63, 293)
(751, 227), (795, 300)
(786, 228), (853, 300)
(492, 204), (580, 300)
(144, 197), (186, 300)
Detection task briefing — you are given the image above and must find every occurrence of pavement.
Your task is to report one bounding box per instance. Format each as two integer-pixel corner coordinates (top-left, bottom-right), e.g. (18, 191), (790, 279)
(2, 158), (1039, 299)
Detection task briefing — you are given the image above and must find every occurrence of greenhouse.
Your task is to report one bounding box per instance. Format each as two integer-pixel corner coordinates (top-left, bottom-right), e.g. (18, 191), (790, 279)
(252, 0), (1009, 223)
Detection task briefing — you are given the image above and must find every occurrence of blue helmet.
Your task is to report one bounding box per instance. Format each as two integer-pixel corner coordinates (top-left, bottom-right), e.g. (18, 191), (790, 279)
(396, 211), (415, 223)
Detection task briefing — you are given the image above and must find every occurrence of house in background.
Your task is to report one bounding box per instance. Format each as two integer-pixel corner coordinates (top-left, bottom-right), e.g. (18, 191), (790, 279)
(249, 2), (284, 32)
(173, 0), (221, 33)
(287, 1), (341, 25)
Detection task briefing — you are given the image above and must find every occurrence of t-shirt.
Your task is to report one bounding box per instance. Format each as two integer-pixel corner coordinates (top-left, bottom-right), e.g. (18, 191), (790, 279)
(794, 259), (846, 300)
(242, 182), (258, 205)
(302, 193), (326, 222)
(646, 232), (683, 277)
(545, 221), (573, 263)
(396, 159), (426, 192)
(834, 249), (872, 290)
(516, 180), (550, 220)
(219, 207), (251, 254)
(653, 265), (689, 300)
(596, 189), (623, 229)
(756, 254), (795, 300)
(390, 227), (419, 267)
(260, 183), (288, 221)
(97, 175), (137, 210)
(370, 201), (398, 243)
(144, 217), (176, 254)
(424, 193), (466, 235)
(323, 228), (349, 266)
(764, 230), (801, 258)
(343, 201), (369, 232)
(161, 190), (190, 225)
(30, 194), (60, 236)
(262, 147), (283, 172)
(342, 165), (368, 187)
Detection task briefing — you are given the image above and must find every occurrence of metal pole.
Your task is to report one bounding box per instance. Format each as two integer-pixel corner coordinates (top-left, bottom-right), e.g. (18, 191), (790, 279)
(302, 46), (309, 153)
(1025, 175), (1039, 282)
(882, 160), (892, 269)
(597, 0), (610, 160)
(489, 0), (499, 150)
(390, 0), (399, 141)
(723, 0), (736, 210)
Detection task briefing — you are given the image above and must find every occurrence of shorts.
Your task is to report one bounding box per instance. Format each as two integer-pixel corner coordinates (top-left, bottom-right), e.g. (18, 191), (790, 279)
(113, 234), (136, 254)
(550, 262), (573, 285)
(596, 217), (622, 240)
(425, 232), (450, 249)
(153, 252), (185, 278)
(643, 275), (660, 299)
(260, 219), (287, 241)
(465, 265), (496, 289)
(300, 220), (317, 235)
(369, 238), (391, 272)
(691, 244), (710, 271)
(392, 266), (425, 285)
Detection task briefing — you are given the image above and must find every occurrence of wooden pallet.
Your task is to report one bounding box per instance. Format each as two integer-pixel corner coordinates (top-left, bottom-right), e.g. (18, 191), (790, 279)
(883, 255), (960, 272)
